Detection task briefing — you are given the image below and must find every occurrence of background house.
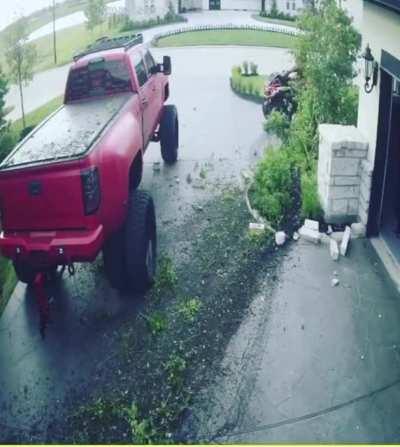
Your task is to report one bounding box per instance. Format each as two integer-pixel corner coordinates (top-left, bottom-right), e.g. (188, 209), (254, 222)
(125, 0), (305, 20)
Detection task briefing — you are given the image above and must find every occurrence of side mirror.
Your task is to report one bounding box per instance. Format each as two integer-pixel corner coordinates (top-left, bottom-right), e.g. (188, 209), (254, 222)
(163, 55), (171, 75)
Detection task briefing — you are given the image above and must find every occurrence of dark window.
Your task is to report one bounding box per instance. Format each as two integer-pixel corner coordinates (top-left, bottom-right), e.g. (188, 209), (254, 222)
(66, 59), (132, 101)
(144, 50), (156, 75)
(135, 58), (148, 86)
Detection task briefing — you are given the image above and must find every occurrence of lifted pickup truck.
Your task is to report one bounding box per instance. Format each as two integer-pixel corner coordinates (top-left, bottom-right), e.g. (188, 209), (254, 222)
(0, 34), (179, 293)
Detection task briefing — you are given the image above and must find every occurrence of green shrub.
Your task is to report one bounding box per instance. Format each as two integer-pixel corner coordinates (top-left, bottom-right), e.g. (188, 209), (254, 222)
(300, 166), (323, 220)
(251, 148), (294, 226)
(250, 62), (258, 76)
(242, 60), (249, 76)
(264, 110), (290, 142)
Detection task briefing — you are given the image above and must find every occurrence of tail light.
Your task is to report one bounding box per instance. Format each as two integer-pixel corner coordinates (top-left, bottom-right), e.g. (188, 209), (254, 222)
(81, 167), (101, 215)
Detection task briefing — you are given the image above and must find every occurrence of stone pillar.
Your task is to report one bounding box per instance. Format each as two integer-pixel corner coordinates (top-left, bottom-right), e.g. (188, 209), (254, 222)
(318, 124), (369, 224)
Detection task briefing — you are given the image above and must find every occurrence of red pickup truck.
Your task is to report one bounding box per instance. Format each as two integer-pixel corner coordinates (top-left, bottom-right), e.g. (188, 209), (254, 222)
(0, 34), (179, 293)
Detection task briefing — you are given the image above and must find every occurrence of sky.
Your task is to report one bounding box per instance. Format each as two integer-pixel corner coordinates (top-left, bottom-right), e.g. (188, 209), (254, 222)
(0, 0), (64, 31)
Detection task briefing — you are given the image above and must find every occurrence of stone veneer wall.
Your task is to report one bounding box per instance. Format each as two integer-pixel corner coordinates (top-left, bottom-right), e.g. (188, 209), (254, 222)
(318, 124), (369, 225)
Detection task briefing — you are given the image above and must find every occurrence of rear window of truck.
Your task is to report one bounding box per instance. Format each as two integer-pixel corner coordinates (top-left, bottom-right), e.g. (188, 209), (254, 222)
(66, 58), (132, 101)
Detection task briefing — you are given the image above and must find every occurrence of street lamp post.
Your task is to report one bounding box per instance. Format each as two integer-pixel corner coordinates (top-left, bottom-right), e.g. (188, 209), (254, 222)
(52, 0), (57, 64)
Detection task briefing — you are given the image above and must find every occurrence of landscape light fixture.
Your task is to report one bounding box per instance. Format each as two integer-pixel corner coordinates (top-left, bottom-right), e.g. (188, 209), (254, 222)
(362, 44), (379, 93)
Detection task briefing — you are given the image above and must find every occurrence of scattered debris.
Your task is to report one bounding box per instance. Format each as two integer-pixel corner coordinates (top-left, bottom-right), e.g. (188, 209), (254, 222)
(153, 161), (161, 172)
(186, 173), (192, 184)
(330, 238), (340, 261)
(241, 169), (253, 183)
(351, 222), (366, 238)
(333, 270), (338, 277)
(249, 222), (265, 234)
(360, 354), (365, 360)
(244, 181), (275, 234)
(293, 231), (300, 241)
(320, 233), (331, 245)
(304, 219), (319, 232)
(192, 205), (204, 212)
(191, 180), (206, 189)
(275, 231), (286, 246)
(340, 226), (351, 256)
(331, 277), (340, 287)
(299, 226), (321, 244)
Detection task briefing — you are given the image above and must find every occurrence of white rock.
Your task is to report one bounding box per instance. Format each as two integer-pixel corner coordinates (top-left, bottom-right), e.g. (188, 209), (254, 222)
(330, 238), (340, 261)
(249, 222), (265, 234)
(331, 278), (340, 287)
(299, 226), (321, 244)
(340, 226), (351, 256)
(327, 225), (333, 235)
(275, 231), (287, 246)
(351, 222), (366, 238)
(331, 231), (344, 243)
(293, 231), (300, 241)
(304, 219), (319, 232)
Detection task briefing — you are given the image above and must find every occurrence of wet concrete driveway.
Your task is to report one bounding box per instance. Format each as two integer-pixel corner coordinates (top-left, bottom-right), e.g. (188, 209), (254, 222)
(188, 239), (400, 442)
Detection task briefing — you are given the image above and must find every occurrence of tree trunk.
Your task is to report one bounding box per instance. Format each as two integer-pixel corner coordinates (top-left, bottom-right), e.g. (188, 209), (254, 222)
(261, 0), (265, 12)
(17, 66), (26, 130)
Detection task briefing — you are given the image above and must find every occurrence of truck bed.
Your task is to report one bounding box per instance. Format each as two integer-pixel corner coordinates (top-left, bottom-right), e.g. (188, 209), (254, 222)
(1, 92), (133, 170)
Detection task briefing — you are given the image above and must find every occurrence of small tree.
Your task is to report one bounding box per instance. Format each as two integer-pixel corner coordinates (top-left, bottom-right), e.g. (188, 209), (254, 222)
(0, 67), (8, 132)
(85, 0), (107, 31)
(270, 0), (279, 17)
(5, 17), (37, 130)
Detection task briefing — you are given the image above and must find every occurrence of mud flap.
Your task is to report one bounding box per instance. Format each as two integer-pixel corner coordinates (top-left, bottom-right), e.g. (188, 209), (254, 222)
(33, 273), (50, 339)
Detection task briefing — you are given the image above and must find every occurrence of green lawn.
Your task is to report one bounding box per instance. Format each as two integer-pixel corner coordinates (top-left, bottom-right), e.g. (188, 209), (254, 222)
(251, 14), (297, 27)
(32, 23), (125, 73)
(155, 29), (297, 48)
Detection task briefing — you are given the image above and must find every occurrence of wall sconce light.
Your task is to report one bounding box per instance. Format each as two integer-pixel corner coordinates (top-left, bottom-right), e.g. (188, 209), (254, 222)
(362, 44), (379, 93)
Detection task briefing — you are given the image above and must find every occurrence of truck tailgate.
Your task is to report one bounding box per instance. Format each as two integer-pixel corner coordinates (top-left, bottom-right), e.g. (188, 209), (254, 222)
(0, 161), (87, 231)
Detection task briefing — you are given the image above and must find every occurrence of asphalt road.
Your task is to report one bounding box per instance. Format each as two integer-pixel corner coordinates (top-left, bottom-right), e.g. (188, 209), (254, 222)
(0, 45), (292, 441)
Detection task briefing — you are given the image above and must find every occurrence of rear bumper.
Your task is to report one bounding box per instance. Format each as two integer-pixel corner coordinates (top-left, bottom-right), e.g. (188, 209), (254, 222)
(0, 225), (104, 267)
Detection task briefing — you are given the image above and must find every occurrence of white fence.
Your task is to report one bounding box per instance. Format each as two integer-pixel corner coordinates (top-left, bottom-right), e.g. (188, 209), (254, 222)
(151, 22), (300, 45)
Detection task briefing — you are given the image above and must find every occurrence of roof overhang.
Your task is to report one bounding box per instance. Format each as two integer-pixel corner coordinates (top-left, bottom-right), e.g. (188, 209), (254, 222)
(365, 0), (400, 14)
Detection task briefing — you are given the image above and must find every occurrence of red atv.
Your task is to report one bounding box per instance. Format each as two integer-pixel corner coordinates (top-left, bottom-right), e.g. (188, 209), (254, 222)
(0, 34), (179, 297)
(262, 68), (297, 119)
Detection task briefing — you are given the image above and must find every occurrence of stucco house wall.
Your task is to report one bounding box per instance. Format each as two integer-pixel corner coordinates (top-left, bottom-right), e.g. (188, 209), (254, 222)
(357, 1), (400, 164)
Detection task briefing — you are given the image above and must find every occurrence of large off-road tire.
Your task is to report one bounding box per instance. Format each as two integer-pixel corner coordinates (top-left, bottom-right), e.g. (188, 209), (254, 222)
(103, 190), (157, 293)
(13, 261), (36, 285)
(125, 190), (156, 292)
(160, 105), (179, 164)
